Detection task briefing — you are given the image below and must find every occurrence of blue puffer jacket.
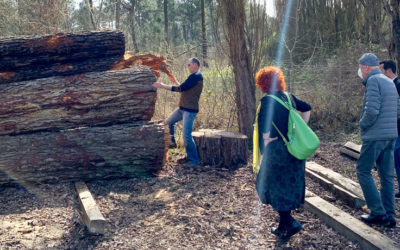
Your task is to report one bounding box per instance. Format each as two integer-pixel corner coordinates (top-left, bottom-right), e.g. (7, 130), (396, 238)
(360, 68), (399, 141)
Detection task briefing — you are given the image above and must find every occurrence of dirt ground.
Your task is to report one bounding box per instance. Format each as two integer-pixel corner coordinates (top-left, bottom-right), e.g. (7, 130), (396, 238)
(0, 141), (399, 249)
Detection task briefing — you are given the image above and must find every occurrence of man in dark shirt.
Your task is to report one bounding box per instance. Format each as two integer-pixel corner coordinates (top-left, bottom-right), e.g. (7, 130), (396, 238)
(380, 59), (400, 200)
(152, 58), (203, 168)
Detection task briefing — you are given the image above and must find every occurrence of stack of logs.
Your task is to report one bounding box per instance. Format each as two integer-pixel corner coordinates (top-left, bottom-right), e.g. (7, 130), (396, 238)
(0, 31), (167, 186)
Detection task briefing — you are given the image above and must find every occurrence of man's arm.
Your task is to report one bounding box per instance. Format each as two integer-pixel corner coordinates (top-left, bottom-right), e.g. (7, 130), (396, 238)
(152, 82), (172, 90)
(168, 75), (180, 86)
(359, 78), (380, 130)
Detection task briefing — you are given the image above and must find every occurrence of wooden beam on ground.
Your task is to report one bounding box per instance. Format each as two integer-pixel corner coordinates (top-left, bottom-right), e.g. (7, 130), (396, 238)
(304, 191), (400, 250)
(306, 162), (365, 201)
(306, 170), (365, 208)
(75, 182), (106, 234)
(340, 142), (361, 159)
(340, 147), (360, 159)
(344, 142), (362, 153)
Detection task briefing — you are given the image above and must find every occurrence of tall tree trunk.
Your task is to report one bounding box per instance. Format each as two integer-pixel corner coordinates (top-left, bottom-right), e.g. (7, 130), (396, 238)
(201, 0), (208, 67)
(164, 0), (169, 46)
(383, 0), (400, 68)
(219, 0), (255, 141)
(116, 0), (121, 29)
(86, 0), (97, 30)
(121, 0), (139, 53)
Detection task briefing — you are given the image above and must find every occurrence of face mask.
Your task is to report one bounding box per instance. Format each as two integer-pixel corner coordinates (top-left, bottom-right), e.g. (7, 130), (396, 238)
(358, 68), (363, 79)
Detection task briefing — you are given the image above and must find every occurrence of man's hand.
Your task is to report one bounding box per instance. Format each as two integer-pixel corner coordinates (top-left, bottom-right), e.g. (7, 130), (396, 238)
(152, 82), (163, 89)
(168, 75), (179, 86)
(152, 82), (172, 91)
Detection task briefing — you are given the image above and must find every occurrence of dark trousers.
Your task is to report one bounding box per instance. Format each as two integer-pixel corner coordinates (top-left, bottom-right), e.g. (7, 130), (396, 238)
(394, 137), (400, 191)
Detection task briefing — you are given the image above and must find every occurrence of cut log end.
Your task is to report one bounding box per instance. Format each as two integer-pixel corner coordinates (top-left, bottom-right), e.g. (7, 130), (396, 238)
(193, 129), (248, 169)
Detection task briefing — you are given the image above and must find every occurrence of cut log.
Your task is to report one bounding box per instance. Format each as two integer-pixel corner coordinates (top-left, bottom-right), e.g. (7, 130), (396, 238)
(306, 162), (365, 201)
(0, 31), (125, 71)
(305, 191), (400, 250)
(0, 121), (167, 186)
(0, 55), (122, 84)
(192, 129), (248, 169)
(75, 182), (106, 234)
(0, 66), (156, 135)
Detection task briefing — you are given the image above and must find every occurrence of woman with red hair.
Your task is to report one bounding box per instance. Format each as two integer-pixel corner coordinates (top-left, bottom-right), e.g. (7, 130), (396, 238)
(254, 66), (311, 242)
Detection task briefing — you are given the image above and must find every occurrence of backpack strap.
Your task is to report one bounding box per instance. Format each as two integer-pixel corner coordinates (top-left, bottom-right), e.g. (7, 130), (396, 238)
(267, 92), (292, 110)
(266, 92), (293, 145)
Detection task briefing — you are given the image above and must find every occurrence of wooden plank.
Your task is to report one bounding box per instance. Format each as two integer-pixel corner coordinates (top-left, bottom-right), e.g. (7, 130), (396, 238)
(306, 169), (365, 208)
(344, 142), (362, 153)
(340, 147), (360, 159)
(75, 182), (106, 234)
(305, 191), (400, 250)
(306, 162), (364, 201)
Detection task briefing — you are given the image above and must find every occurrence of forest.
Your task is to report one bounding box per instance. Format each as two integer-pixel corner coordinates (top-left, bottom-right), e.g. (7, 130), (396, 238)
(1, 0), (400, 249)
(2, 0), (400, 138)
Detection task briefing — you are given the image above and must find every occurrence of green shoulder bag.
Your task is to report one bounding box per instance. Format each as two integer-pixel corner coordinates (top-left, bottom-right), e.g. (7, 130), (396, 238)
(268, 92), (320, 160)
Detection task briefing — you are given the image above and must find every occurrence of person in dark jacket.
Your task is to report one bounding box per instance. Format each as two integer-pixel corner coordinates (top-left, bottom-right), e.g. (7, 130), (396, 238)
(357, 53), (397, 227)
(254, 66), (311, 242)
(152, 58), (203, 169)
(379, 59), (400, 200)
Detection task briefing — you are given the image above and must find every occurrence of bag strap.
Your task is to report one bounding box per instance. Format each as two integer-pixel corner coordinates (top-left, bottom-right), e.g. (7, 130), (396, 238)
(267, 92), (292, 110)
(267, 92), (293, 145)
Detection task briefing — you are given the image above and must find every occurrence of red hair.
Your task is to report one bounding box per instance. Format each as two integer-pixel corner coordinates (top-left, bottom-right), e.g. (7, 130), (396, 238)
(255, 66), (286, 93)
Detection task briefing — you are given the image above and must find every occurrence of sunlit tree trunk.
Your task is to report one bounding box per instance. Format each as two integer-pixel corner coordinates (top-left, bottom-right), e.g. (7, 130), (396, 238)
(121, 0), (139, 53)
(86, 0), (97, 29)
(164, 0), (169, 46)
(115, 0), (121, 29)
(219, 0), (255, 141)
(383, 0), (400, 68)
(201, 0), (208, 67)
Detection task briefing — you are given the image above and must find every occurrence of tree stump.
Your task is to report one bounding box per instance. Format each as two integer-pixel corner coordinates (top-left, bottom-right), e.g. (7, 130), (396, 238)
(192, 129), (248, 169)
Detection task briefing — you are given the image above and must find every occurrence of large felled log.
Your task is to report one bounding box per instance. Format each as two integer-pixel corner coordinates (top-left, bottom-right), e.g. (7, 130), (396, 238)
(0, 31), (125, 71)
(0, 66), (156, 135)
(0, 121), (167, 186)
(0, 55), (122, 84)
(193, 129), (248, 169)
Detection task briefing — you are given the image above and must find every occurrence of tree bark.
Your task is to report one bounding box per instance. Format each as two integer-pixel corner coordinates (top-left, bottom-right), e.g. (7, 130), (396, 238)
(192, 129), (248, 169)
(219, 0), (256, 141)
(0, 55), (122, 84)
(87, 0), (97, 30)
(382, 0), (400, 66)
(0, 31), (125, 71)
(164, 0), (169, 46)
(121, 0), (139, 53)
(0, 121), (167, 186)
(201, 0), (208, 67)
(0, 67), (156, 135)
(116, 0), (121, 29)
